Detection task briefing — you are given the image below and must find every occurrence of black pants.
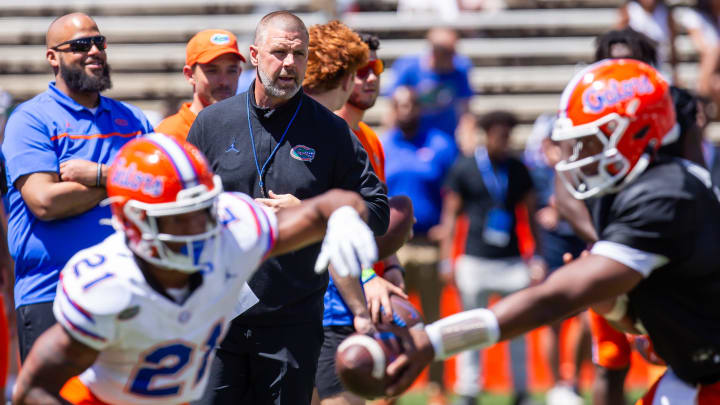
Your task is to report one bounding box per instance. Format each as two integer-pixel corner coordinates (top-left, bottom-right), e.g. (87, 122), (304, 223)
(193, 321), (323, 405)
(16, 301), (56, 363)
(315, 325), (355, 400)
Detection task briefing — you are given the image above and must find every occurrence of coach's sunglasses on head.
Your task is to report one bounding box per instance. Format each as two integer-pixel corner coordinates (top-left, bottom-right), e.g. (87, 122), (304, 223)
(51, 35), (107, 53)
(357, 59), (384, 79)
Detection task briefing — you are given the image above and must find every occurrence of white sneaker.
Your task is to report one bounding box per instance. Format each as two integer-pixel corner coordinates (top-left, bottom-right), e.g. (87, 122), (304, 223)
(546, 384), (583, 405)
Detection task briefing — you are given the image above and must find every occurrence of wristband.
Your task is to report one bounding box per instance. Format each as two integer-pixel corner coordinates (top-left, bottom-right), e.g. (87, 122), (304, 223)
(383, 264), (405, 276)
(361, 268), (376, 284)
(425, 308), (500, 360)
(96, 163), (102, 187)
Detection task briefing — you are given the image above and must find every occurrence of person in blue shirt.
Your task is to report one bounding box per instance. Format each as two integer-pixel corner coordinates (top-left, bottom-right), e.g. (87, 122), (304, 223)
(384, 87), (458, 236)
(382, 86), (457, 394)
(1, 12), (153, 362)
(388, 27), (473, 137)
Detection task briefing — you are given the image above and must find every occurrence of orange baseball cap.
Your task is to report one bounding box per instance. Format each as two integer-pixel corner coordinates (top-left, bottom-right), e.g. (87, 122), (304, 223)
(186, 29), (245, 66)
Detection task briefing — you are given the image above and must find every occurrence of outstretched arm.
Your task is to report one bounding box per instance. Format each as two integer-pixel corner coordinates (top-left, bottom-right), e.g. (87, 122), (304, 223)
(13, 324), (99, 405)
(492, 254), (642, 340)
(385, 253), (643, 396)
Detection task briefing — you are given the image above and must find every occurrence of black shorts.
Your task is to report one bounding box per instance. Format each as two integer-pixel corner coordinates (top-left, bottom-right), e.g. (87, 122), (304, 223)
(315, 325), (355, 400)
(192, 320), (324, 405)
(16, 301), (56, 363)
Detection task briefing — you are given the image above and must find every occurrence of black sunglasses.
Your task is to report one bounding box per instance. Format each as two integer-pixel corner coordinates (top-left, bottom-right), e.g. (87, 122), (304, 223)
(52, 35), (107, 53)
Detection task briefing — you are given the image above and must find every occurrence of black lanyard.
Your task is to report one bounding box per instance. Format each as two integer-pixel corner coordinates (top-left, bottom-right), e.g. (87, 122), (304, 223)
(246, 92), (303, 195)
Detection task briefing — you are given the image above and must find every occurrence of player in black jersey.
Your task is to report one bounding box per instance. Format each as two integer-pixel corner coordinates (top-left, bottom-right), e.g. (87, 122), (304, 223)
(371, 59), (720, 404)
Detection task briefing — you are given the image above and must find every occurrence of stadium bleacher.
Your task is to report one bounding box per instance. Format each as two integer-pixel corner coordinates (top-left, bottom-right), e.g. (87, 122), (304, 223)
(0, 0), (716, 144)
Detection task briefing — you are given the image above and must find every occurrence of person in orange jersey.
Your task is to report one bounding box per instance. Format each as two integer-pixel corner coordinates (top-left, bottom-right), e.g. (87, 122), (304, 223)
(335, 32), (407, 288)
(155, 29), (244, 139)
(299, 22), (411, 405)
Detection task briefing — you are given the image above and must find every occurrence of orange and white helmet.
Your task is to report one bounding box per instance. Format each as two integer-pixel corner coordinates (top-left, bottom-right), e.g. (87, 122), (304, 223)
(106, 133), (223, 273)
(552, 59), (678, 199)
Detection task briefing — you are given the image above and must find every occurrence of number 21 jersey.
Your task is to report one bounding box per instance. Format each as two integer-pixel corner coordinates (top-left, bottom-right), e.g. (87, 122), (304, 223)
(53, 192), (276, 404)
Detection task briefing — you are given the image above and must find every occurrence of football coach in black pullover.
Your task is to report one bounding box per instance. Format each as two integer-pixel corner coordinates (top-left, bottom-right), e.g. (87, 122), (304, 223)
(187, 11), (389, 405)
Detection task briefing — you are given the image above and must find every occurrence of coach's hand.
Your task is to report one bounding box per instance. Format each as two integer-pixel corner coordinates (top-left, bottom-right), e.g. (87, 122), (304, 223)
(383, 324), (434, 397)
(315, 206), (377, 277)
(59, 159), (103, 187)
(255, 190), (301, 213)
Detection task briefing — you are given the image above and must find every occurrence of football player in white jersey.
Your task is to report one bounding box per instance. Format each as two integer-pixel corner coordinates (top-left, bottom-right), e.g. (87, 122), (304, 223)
(13, 133), (378, 405)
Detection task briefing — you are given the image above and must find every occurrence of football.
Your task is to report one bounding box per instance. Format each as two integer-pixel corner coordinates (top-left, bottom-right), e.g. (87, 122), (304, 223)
(387, 294), (424, 329)
(335, 296), (423, 399)
(335, 331), (403, 399)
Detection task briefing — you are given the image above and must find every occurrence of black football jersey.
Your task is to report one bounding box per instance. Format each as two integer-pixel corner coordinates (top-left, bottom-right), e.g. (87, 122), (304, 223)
(589, 156), (720, 385)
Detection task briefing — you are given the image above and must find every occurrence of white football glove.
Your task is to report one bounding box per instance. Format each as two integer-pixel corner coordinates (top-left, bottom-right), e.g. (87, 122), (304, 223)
(314, 206), (377, 277)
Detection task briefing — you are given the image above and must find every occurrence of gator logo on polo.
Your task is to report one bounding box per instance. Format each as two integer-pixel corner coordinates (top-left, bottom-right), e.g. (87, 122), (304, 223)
(210, 34), (231, 45)
(582, 75), (655, 114)
(114, 118), (128, 126)
(290, 145), (316, 162)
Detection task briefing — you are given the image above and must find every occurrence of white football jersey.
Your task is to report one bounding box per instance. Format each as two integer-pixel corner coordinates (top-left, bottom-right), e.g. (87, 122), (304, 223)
(53, 192), (277, 405)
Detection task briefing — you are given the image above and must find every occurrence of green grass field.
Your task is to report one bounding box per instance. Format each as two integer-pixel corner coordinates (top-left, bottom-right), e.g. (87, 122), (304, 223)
(392, 389), (644, 404)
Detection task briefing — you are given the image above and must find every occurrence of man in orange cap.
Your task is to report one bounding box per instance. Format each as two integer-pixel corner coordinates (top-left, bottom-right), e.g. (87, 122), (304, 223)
(155, 29), (244, 139)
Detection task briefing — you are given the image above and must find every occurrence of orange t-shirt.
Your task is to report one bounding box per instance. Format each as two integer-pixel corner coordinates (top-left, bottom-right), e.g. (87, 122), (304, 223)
(154, 102), (196, 140)
(353, 121), (386, 182)
(352, 121), (389, 275)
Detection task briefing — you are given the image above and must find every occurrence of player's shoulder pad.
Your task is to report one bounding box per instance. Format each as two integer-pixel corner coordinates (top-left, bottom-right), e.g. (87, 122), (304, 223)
(60, 245), (134, 317)
(217, 191), (257, 211)
(216, 191), (277, 250)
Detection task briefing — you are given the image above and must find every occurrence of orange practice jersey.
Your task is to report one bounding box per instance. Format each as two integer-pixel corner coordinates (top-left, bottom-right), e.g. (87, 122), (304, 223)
(353, 122), (386, 182)
(154, 103), (196, 140)
(352, 122), (388, 275)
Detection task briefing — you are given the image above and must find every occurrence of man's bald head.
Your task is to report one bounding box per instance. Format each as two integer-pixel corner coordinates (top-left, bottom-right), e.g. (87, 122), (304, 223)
(392, 86), (421, 135)
(392, 86), (417, 107)
(427, 27), (458, 49)
(45, 12), (111, 96)
(46, 13), (100, 48)
(254, 11), (308, 45)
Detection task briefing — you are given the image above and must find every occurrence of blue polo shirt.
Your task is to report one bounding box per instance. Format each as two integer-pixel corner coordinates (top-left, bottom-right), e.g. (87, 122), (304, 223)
(389, 54), (473, 136)
(383, 126), (457, 234)
(2, 82), (152, 308)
